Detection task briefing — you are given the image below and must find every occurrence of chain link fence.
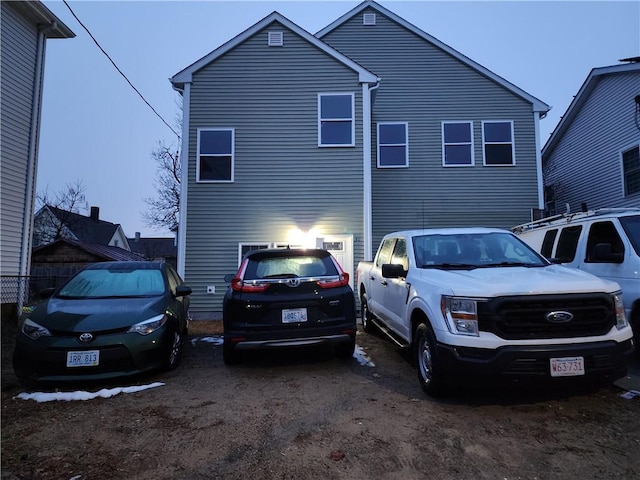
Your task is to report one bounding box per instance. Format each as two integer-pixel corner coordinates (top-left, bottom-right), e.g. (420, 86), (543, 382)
(1, 276), (71, 316)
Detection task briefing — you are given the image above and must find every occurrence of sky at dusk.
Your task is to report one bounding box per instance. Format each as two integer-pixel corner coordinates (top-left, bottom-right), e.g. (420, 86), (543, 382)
(37, 0), (639, 238)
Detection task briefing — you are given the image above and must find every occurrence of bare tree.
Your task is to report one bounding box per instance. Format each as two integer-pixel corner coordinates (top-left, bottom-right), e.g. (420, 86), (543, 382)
(33, 180), (87, 246)
(142, 141), (180, 233)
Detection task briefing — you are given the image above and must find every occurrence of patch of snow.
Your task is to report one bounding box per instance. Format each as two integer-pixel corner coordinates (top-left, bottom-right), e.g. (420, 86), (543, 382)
(191, 335), (224, 346)
(354, 345), (375, 367)
(14, 382), (165, 403)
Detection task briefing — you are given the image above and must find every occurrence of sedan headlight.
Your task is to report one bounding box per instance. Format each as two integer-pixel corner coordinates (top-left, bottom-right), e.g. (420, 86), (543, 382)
(22, 318), (52, 339)
(613, 292), (628, 330)
(441, 296), (479, 336)
(127, 314), (167, 335)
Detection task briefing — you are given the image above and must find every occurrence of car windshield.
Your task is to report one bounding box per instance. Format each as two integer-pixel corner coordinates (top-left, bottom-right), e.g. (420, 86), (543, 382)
(246, 255), (334, 280)
(620, 215), (640, 256)
(57, 268), (165, 298)
(412, 232), (548, 269)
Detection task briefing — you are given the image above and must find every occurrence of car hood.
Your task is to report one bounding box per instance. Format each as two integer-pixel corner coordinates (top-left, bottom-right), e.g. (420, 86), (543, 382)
(416, 264), (621, 297)
(29, 296), (169, 332)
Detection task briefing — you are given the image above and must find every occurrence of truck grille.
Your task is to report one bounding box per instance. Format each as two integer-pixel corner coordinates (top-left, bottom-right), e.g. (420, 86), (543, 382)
(479, 294), (616, 340)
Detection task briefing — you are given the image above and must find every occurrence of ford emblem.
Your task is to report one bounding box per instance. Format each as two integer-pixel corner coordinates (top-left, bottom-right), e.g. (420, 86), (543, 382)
(545, 311), (574, 323)
(79, 332), (94, 343)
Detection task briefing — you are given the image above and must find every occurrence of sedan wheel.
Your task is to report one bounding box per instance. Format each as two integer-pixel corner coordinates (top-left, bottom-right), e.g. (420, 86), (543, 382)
(166, 330), (183, 370)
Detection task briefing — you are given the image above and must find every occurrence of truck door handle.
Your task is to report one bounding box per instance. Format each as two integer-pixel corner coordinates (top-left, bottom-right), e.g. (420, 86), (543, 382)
(380, 280), (388, 286)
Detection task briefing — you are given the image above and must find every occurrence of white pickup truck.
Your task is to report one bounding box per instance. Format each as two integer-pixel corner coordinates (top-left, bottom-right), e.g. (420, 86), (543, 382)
(356, 228), (635, 396)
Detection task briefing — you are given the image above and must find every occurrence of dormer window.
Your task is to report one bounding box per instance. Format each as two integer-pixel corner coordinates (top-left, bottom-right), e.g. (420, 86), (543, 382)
(363, 13), (376, 25)
(268, 31), (283, 46)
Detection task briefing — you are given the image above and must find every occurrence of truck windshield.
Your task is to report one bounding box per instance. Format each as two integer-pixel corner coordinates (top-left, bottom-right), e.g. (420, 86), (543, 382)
(412, 232), (548, 269)
(620, 215), (640, 256)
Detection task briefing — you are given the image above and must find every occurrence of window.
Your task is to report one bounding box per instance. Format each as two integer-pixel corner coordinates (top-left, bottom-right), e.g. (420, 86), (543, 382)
(378, 122), (408, 168)
(586, 221), (624, 263)
(375, 238), (395, 268)
(318, 93), (354, 146)
(622, 144), (640, 196)
(239, 243), (269, 265)
(541, 229), (558, 259)
(555, 225), (582, 263)
(442, 122), (473, 166)
(482, 121), (514, 165)
(390, 238), (408, 271)
(198, 128), (234, 182)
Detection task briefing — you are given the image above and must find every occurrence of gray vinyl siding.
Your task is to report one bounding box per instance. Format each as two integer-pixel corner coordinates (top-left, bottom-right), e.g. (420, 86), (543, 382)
(322, 9), (540, 249)
(185, 21), (365, 315)
(544, 71), (640, 212)
(0, 3), (39, 277)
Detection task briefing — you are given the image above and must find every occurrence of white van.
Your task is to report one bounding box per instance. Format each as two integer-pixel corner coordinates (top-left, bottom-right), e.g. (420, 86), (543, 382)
(513, 208), (640, 355)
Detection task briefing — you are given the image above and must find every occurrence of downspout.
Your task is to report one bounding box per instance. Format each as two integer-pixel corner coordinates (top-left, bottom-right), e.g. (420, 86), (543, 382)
(19, 24), (51, 311)
(175, 83), (191, 278)
(534, 110), (545, 210)
(362, 80), (380, 261)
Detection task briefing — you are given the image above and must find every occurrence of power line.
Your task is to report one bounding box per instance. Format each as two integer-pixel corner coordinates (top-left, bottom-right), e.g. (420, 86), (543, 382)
(62, 0), (181, 141)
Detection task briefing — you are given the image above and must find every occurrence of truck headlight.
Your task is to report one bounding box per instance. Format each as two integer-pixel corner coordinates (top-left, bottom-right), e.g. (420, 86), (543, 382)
(441, 296), (479, 336)
(613, 292), (628, 330)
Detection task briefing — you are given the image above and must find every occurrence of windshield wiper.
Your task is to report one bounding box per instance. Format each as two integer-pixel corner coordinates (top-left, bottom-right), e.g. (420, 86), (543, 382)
(423, 263), (478, 270)
(483, 261), (537, 268)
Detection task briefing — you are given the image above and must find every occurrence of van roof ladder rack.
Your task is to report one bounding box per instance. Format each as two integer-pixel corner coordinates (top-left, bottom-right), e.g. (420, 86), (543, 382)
(511, 207), (640, 233)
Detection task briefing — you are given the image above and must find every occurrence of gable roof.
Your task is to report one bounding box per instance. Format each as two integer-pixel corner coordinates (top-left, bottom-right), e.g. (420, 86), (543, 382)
(542, 61), (640, 157)
(128, 237), (177, 259)
(316, 0), (550, 115)
(8, 1), (75, 39)
(32, 238), (146, 262)
(171, 11), (379, 89)
(45, 205), (122, 246)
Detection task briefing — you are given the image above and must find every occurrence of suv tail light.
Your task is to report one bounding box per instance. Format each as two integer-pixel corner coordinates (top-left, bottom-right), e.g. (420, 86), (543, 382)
(231, 277), (270, 293)
(317, 272), (350, 289)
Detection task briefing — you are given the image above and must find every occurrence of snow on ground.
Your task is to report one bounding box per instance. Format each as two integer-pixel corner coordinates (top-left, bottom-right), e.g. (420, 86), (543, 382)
(14, 382), (165, 403)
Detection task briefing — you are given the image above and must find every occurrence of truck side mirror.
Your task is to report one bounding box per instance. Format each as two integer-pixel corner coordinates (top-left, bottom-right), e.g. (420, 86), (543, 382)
(381, 263), (407, 279)
(592, 243), (624, 263)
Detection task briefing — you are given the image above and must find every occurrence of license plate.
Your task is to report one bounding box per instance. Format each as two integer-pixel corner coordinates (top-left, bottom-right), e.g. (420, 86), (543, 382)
(67, 350), (100, 367)
(282, 308), (308, 323)
(550, 356), (585, 377)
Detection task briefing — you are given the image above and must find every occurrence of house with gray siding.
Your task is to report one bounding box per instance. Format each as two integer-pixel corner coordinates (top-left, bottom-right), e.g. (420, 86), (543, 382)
(542, 60), (640, 215)
(0, 1), (74, 312)
(171, 0), (550, 318)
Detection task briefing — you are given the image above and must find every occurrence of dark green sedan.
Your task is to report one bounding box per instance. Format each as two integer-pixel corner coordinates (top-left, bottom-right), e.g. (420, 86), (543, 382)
(13, 261), (191, 383)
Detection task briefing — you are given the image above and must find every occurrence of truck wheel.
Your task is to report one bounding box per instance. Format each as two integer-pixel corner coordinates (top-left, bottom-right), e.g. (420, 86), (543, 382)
(631, 310), (640, 359)
(361, 295), (375, 333)
(415, 323), (445, 396)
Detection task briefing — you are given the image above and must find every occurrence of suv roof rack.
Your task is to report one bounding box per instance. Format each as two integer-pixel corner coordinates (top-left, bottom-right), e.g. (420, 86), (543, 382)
(511, 207), (640, 233)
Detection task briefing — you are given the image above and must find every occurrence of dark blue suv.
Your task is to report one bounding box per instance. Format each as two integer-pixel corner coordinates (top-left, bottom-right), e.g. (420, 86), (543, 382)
(222, 249), (357, 364)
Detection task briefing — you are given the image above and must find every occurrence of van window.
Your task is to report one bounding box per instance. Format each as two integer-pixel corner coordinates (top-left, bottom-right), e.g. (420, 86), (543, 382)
(541, 229), (558, 258)
(620, 215), (640, 256)
(555, 226), (582, 262)
(586, 221), (624, 262)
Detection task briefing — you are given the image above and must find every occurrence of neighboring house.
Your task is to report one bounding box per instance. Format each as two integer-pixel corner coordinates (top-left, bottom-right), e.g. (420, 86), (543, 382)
(542, 59), (640, 215)
(33, 205), (131, 251)
(0, 1), (74, 313)
(30, 238), (146, 296)
(170, 0), (550, 318)
(128, 233), (177, 268)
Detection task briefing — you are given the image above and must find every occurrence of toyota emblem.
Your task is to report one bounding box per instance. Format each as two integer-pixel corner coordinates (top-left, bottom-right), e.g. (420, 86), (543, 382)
(79, 332), (94, 343)
(545, 311), (574, 324)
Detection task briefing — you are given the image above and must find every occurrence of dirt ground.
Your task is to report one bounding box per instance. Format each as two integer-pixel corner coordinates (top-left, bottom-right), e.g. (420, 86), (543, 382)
(2, 318), (639, 480)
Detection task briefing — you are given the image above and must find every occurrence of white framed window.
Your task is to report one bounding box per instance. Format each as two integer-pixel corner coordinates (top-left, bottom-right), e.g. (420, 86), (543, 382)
(377, 122), (408, 168)
(482, 120), (515, 166)
(238, 243), (269, 265)
(318, 93), (355, 147)
(621, 143), (640, 197)
(197, 128), (234, 182)
(442, 121), (474, 166)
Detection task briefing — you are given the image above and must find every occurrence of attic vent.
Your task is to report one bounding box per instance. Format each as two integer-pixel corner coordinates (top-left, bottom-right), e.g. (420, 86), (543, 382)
(363, 13), (376, 25)
(268, 31), (283, 46)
